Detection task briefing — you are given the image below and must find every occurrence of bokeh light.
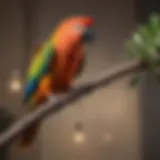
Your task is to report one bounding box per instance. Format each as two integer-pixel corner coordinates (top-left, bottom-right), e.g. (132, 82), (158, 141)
(73, 131), (85, 144)
(9, 70), (22, 92)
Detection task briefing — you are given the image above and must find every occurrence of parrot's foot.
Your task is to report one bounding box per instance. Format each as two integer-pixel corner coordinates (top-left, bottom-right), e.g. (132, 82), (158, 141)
(47, 87), (77, 103)
(48, 95), (59, 103)
(47, 94), (65, 103)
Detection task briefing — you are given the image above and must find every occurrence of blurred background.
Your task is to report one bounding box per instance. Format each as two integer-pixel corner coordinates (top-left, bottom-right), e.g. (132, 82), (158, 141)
(0, 0), (160, 160)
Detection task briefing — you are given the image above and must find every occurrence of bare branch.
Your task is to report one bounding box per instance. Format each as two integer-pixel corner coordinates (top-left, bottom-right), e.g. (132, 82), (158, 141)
(0, 60), (143, 148)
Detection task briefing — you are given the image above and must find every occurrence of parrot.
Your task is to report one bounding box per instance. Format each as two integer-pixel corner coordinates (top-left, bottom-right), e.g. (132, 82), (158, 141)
(18, 15), (95, 149)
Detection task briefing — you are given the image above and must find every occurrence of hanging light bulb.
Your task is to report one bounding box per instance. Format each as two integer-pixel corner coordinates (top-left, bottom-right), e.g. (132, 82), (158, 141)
(73, 122), (85, 144)
(9, 70), (22, 92)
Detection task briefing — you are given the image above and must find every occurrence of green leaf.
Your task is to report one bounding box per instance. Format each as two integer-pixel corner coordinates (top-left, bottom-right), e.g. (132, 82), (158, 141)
(132, 33), (143, 44)
(148, 14), (160, 34)
(138, 25), (151, 40)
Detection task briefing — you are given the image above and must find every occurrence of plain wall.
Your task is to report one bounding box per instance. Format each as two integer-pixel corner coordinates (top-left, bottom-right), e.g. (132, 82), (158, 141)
(0, 0), (142, 160)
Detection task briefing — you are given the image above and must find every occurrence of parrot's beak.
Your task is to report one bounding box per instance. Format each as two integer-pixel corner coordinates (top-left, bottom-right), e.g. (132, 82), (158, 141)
(82, 28), (95, 43)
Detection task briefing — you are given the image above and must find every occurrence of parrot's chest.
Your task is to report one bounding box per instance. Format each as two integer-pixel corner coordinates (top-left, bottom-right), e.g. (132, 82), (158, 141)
(53, 50), (83, 92)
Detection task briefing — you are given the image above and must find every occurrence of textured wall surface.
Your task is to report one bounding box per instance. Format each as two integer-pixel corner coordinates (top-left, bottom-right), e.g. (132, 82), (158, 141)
(0, 0), (142, 160)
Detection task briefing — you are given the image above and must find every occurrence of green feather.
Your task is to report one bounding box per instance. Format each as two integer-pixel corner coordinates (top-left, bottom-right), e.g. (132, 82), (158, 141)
(24, 40), (55, 102)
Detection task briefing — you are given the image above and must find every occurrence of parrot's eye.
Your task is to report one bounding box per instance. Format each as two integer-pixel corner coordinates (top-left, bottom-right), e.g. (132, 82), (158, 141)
(73, 23), (86, 33)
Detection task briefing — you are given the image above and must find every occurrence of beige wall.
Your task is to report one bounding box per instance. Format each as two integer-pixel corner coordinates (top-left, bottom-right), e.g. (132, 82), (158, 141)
(0, 0), (142, 160)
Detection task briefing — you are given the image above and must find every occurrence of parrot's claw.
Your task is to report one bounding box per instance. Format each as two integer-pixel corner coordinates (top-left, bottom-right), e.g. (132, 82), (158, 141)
(47, 93), (66, 103)
(48, 95), (59, 103)
(47, 87), (77, 103)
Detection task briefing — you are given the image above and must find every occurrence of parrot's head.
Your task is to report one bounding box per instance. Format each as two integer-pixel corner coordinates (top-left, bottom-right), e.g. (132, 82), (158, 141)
(55, 16), (95, 44)
(70, 16), (94, 43)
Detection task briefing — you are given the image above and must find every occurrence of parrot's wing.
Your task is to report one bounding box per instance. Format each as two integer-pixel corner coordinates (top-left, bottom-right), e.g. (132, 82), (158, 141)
(24, 41), (55, 103)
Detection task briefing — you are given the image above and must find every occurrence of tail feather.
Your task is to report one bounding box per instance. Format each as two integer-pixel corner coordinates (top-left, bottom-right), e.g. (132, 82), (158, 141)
(18, 121), (40, 148)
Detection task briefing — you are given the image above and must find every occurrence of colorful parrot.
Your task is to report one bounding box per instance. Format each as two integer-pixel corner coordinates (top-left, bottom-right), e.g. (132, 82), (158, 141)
(19, 15), (94, 148)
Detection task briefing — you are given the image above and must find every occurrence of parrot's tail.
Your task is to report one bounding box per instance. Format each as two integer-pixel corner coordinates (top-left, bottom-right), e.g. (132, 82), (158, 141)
(18, 121), (41, 148)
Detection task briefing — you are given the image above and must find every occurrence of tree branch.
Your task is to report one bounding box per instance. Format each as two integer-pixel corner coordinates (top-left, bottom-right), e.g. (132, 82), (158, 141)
(0, 60), (143, 149)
